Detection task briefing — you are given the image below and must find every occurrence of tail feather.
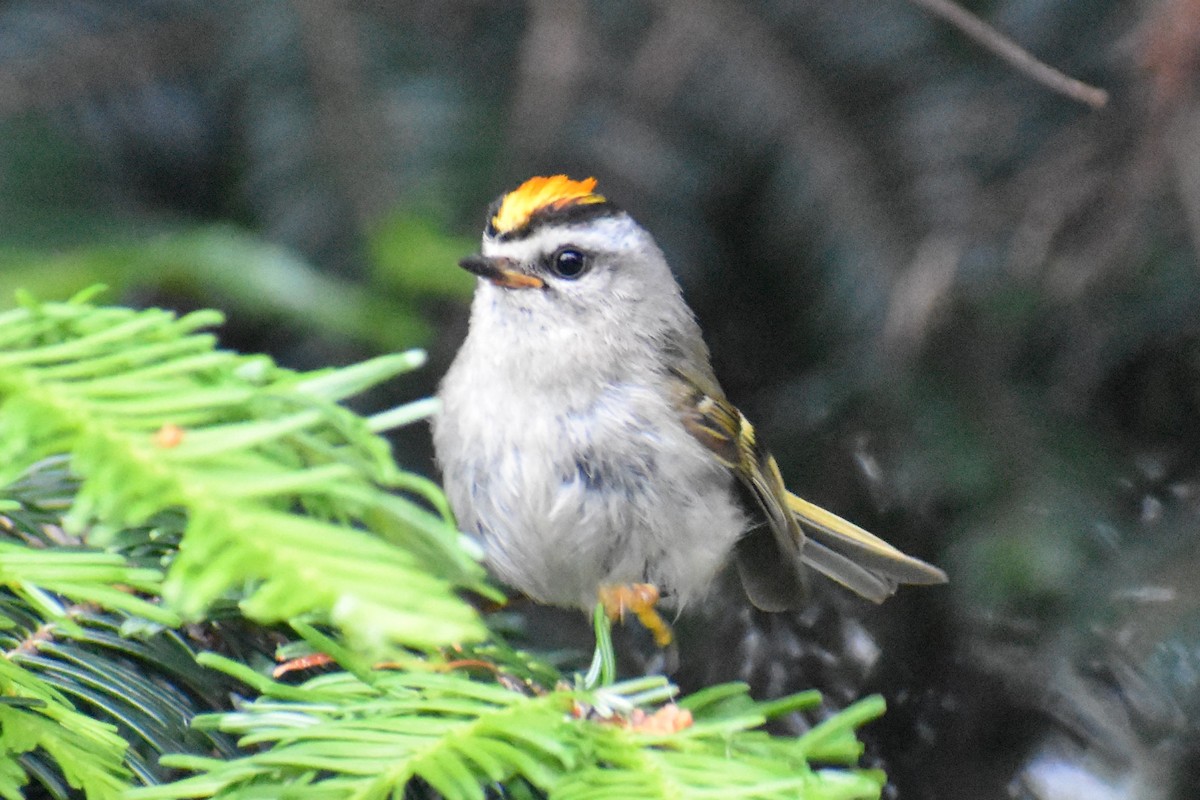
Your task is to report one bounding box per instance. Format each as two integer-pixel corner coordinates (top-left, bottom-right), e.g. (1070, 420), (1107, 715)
(799, 538), (899, 603)
(786, 491), (948, 590)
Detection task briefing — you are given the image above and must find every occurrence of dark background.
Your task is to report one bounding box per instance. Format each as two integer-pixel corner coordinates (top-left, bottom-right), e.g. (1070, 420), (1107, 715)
(1, 1), (1197, 797)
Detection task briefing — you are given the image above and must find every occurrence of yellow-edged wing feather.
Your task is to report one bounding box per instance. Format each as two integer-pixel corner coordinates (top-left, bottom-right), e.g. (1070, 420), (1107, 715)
(785, 491), (947, 587)
(671, 366), (946, 607)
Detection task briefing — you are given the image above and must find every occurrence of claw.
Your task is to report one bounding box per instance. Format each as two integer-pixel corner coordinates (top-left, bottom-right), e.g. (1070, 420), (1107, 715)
(598, 583), (673, 647)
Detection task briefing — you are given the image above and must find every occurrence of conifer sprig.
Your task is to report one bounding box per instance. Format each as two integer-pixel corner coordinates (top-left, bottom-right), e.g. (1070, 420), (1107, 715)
(0, 294), (889, 800)
(0, 292), (488, 655)
(129, 660), (886, 800)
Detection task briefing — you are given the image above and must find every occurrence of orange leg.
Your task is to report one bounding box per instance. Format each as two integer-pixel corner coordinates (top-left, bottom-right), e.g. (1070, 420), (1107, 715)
(597, 583), (673, 647)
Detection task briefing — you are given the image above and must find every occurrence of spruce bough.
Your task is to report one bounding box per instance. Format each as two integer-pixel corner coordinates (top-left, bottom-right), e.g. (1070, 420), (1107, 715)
(0, 292), (886, 799)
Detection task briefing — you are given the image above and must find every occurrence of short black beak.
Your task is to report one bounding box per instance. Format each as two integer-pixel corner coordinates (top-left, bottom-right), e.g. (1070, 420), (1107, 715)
(458, 255), (545, 290)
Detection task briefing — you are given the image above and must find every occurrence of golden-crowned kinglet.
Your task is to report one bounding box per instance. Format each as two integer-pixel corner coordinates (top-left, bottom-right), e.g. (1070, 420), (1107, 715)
(434, 176), (946, 625)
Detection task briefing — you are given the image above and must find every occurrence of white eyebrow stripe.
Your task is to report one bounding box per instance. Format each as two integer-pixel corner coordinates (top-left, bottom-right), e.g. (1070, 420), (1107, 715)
(482, 216), (642, 261)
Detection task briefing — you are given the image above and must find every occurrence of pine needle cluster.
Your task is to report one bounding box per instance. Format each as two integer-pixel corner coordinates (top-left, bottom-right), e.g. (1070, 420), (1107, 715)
(0, 291), (886, 799)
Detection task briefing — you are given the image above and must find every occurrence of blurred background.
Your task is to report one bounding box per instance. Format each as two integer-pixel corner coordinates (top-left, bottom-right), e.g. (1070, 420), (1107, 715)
(1, 0), (1198, 797)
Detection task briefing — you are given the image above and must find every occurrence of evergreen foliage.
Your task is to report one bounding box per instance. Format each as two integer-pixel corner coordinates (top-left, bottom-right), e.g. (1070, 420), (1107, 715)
(3, 2), (1197, 795)
(0, 293), (887, 799)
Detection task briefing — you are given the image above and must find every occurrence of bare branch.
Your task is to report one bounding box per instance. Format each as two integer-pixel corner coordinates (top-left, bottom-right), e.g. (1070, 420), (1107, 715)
(910, 0), (1109, 109)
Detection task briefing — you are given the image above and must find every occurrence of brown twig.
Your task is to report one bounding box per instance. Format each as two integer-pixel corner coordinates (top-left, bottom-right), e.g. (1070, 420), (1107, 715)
(910, 0), (1109, 109)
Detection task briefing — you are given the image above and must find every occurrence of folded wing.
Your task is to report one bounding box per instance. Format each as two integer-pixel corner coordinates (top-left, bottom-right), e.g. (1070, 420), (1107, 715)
(671, 366), (946, 608)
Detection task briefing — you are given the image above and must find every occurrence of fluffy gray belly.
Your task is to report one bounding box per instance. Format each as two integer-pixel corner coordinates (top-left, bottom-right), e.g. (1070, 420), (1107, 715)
(437, 381), (746, 609)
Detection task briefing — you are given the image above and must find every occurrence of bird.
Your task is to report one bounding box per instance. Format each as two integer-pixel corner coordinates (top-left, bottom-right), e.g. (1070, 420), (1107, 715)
(433, 175), (946, 644)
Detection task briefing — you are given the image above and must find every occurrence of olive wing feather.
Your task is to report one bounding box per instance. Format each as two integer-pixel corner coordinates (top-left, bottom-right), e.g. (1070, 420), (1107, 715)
(669, 367), (946, 607)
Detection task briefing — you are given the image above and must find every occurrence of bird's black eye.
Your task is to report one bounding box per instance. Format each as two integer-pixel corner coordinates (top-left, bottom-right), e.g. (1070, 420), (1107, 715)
(550, 247), (588, 279)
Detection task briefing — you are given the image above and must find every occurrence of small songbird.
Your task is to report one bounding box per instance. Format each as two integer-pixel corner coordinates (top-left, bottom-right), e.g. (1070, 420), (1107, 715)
(433, 176), (945, 641)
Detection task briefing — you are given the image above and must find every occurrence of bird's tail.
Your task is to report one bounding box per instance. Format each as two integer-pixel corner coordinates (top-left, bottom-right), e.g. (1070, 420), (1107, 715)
(787, 491), (948, 604)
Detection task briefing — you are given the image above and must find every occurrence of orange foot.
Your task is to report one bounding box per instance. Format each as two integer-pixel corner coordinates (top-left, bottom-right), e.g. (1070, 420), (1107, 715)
(598, 583), (673, 647)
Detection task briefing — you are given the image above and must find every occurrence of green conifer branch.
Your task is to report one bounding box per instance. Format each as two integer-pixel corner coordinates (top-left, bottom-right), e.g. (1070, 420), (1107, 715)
(0, 542), (176, 625)
(0, 655), (130, 800)
(0, 458), (239, 798)
(0, 293), (488, 655)
(0, 294), (891, 799)
(128, 660), (885, 800)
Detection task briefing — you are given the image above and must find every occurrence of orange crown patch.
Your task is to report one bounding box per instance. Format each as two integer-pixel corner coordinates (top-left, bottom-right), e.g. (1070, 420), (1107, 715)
(491, 175), (606, 235)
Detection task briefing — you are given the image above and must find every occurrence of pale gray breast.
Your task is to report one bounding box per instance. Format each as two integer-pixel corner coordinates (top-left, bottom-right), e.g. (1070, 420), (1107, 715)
(470, 379), (678, 606)
(435, 281), (745, 607)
